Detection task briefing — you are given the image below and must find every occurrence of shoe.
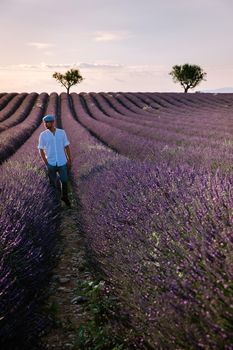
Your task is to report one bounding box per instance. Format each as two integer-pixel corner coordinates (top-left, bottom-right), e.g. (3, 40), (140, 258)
(61, 196), (71, 207)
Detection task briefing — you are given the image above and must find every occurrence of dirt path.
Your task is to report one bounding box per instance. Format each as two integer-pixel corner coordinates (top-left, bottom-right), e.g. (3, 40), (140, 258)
(39, 192), (134, 350)
(40, 197), (93, 350)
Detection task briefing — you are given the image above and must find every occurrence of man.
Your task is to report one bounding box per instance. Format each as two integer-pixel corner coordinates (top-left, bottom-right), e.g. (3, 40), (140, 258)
(38, 114), (72, 207)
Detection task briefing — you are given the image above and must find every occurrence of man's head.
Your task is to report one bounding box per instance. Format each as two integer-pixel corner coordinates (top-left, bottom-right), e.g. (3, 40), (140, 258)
(43, 115), (56, 130)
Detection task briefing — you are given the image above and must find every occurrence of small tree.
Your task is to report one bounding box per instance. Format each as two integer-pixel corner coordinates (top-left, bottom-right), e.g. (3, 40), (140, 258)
(52, 68), (84, 94)
(169, 63), (207, 93)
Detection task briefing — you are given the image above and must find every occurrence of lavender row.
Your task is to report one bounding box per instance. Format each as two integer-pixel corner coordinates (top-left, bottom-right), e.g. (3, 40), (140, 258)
(0, 93), (48, 164)
(146, 92), (233, 127)
(120, 92), (186, 117)
(70, 92), (167, 161)
(0, 93), (28, 123)
(95, 92), (233, 148)
(60, 93), (120, 182)
(129, 92), (233, 132)
(0, 93), (38, 132)
(0, 93), (60, 349)
(60, 93), (233, 349)
(71, 93), (233, 171)
(115, 92), (233, 127)
(60, 94), (142, 347)
(112, 92), (204, 117)
(0, 93), (18, 111)
(130, 92), (233, 125)
(95, 92), (233, 137)
(83, 93), (211, 145)
(92, 91), (179, 126)
(147, 92), (233, 112)
(94, 92), (233, 140)
(113, 92), (175, 117)
(92, 92), (233, 129)
(100, 92), (162, 120)
(78, 160), (233, 349)
(82, 93), (233, 148)
(91, 92), (174, 129)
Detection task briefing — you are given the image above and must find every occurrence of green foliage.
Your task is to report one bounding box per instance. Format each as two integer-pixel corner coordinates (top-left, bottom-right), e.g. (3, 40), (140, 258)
(47, 300), (59, 316)
(169, 63), (207, 92)
(52, 68), (84, 94)
(74, 280), (126, 350)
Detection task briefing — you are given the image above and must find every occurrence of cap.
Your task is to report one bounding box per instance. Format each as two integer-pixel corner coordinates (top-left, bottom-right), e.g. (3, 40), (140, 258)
(43, 114), (55, 122)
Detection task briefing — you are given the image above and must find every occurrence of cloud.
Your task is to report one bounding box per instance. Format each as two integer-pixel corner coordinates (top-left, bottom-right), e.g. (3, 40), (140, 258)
(0, 62), (166, 75)
(45, 63), (74, 69)
(27, 42), (55, 50)
(0, 60), (173, 93)
(128, 64), (167, 74)
(0, 63), (38, 70)
(79, 62), (123, 69)
(44, 51), (53, 56)
(93, 31), (132, 42)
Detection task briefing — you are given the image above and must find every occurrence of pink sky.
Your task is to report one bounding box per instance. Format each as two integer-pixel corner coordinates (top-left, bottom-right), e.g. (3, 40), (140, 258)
(0, 0), (233, 93)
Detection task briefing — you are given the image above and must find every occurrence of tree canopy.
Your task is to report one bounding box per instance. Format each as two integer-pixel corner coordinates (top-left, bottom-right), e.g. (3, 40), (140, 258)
(52, 68), (84, 94)
(169, 64), (207, 93)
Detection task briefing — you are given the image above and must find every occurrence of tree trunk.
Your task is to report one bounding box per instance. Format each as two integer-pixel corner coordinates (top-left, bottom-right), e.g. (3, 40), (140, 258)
(184, 86), (189, 93)
(67, 87), (70, 95)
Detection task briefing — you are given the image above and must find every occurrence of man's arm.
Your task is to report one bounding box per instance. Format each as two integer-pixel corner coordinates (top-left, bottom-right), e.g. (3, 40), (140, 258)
(38, 133), (48, 165)
(65, 145), (72, 169)
(39, 149), (48, 166)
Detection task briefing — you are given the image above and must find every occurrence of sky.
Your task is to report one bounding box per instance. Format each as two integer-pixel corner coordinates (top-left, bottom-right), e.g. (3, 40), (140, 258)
(0, 0), (233, 93)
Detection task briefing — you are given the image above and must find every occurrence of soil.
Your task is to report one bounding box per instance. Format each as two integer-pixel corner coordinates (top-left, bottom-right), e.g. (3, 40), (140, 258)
(40, 196), (93, 350)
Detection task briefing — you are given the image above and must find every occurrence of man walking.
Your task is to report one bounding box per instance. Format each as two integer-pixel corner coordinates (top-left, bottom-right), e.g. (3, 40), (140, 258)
(38, 114), (72, 207)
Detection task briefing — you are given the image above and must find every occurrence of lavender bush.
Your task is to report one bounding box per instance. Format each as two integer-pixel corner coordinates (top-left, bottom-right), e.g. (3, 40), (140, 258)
(0, 93), (48, 164)
(0, 92), (37, 131)
(61, 92), (233, 349)
(0, 93), (17, 111)
(0, 93), (60, 349)
(0, 93), (27, 123)
(77, 160), (233, 349)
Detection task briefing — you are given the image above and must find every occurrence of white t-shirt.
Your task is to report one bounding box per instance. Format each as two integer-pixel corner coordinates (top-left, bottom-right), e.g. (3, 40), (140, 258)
(38, 128), (70, 166)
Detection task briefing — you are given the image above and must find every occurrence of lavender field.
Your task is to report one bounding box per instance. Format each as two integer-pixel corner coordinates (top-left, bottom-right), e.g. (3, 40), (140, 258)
(1, 91), (233, 349)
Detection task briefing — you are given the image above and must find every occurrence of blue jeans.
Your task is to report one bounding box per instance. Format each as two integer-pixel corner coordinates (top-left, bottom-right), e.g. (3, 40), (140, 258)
(47, 164), (68, 198)
(47, 163), (69, 187)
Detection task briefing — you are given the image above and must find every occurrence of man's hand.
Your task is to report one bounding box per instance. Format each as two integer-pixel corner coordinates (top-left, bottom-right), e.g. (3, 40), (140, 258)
(65, 145), (72, 170)
(39, 149), (48, 166)
(67, 159), (72, 170)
